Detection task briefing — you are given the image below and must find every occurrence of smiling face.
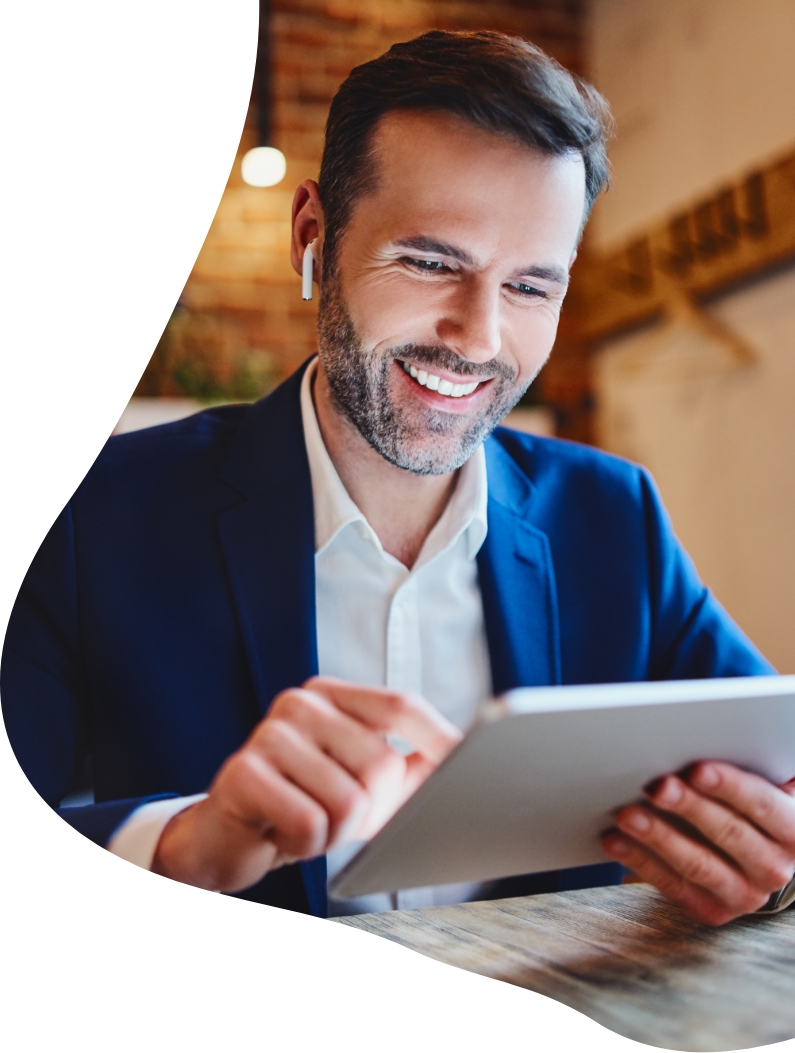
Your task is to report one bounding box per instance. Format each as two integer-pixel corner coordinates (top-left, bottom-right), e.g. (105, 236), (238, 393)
(315, 110), (587, 475)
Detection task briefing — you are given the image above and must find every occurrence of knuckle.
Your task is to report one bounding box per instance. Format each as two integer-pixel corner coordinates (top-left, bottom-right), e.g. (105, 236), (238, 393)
(228, 748), (262, 784)
(762, 861), (794, 891)
(684, 887), (736, 926)
(335, 783), (367, 822)
(658, 870), (689, 902)
(272, 690), (308, 722)
(216, 749), (267, 802)
(714, 813), (745, 847)
(723, 879), (759, 915)
(269, 688), (299, 716)
(301, 675), (339, 699)
(750, 794), (775, 826)
(681, 854), (717, 888)
(256, 718), (289, 754)
(303, 674), (335, 690)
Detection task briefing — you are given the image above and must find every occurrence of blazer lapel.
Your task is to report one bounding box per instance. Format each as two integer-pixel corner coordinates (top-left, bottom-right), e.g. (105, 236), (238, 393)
(478, 434), (562, 694)
(216, 366), (318, 716)
(215, 363), (328, 916)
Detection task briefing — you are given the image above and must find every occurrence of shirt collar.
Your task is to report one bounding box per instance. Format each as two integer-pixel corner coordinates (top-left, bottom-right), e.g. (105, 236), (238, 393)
(300, 358), (488, 562)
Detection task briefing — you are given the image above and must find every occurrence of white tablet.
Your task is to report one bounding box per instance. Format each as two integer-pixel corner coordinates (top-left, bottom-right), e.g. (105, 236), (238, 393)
(329, 675), (795, 900)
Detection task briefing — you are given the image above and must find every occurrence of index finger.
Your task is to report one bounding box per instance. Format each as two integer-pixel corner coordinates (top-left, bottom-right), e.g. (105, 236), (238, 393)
(686, 761), (795, 847)
(301, 676), (463, 763)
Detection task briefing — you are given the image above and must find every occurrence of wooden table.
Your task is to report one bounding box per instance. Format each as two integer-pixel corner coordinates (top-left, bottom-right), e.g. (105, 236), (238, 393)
(332, 884), (795, 1051)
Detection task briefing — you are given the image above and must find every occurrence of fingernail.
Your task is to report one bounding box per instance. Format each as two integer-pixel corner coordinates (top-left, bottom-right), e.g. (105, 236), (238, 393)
(623, 809), (652, 834)
(604, 834), (631, 858)
(692, 764), (719, 790)
(650, 775), (684, 807)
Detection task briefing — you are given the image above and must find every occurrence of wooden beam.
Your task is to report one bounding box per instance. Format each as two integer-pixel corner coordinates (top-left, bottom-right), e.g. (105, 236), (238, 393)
(253, 0), (272, 147)
(570, 146), (795, 343)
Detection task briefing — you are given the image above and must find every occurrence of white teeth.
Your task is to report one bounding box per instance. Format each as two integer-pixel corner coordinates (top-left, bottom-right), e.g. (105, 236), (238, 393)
(400, 360), (481, 397)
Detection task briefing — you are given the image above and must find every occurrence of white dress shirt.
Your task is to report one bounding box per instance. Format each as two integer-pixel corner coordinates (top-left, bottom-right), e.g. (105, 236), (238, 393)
(110, 359), (495, 915)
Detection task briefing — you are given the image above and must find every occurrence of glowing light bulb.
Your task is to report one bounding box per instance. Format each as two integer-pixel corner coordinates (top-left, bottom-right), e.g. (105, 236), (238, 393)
(241, 146), (286, 187)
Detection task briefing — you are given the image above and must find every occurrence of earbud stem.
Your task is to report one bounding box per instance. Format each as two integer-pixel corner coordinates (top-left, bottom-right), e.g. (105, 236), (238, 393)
(302, 240), (316, 300)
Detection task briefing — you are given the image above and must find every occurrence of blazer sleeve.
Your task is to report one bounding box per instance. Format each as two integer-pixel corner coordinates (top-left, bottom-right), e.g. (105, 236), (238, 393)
(640, 468), (776, 679)
(1, 504), (163, 847)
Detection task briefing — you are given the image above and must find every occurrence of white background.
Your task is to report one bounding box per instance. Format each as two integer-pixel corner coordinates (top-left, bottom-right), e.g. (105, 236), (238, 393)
(0, 3), (788, 1050)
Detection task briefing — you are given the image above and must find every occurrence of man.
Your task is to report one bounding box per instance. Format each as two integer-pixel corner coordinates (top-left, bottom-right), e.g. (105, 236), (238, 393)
(3, 31), (795, 924)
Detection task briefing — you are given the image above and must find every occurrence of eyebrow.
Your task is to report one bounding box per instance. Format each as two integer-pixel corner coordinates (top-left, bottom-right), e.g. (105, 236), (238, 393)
(394, 235), (569, 286)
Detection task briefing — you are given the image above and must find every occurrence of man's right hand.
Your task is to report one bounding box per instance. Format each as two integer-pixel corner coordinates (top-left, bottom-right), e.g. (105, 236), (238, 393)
(151, 676), (462, 892)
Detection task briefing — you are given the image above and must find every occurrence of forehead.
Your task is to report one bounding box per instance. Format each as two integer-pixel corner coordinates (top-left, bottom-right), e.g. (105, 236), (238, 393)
(354, 110), (587, 257)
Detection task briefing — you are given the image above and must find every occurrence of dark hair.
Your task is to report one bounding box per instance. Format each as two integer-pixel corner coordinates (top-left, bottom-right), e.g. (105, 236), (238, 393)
(318, 30), (613, 268)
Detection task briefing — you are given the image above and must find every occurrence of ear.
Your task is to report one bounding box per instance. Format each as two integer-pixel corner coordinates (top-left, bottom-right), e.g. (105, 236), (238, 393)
(569, 247), (578, 269)
(291, 180), (325, 284)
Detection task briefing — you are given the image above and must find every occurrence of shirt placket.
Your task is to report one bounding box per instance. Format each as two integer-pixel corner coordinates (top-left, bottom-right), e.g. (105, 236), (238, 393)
(385, 573), (422, 697)
(384, 572), (436, 911)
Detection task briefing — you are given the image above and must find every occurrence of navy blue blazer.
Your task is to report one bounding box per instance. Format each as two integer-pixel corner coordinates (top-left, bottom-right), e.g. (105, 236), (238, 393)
(1, 362), (774, 916)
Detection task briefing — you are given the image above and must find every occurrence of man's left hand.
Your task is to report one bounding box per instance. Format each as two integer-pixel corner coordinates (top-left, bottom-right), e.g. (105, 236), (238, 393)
(601, 762), (795, 925)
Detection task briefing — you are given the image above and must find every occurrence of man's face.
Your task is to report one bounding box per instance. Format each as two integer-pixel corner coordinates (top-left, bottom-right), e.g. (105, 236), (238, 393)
(317, 110), (587, 475)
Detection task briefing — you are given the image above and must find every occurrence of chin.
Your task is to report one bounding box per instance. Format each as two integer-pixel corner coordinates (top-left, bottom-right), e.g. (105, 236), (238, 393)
(379, 430), (481, 476)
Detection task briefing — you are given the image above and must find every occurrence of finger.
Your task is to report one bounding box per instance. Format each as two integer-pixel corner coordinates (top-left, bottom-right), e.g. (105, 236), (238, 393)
(303, 676), (463, 762)
(686, 762), (795, 847)
(646, 774), (795, 893)
(601, 831), (744, 926)
(263, 690), (417, 835)
(259, 687), (452, 847)
(267, 687), (398, 787)
(216, 748), (330, 860)
(613, 804), (767, 916)
(359, 752), (440, 839)
(252, 719), (370, 844)
(403, 751), (439, 796)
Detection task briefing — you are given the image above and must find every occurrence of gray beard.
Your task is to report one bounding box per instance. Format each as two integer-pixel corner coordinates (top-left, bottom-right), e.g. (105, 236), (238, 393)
(316, 278), (530, 476)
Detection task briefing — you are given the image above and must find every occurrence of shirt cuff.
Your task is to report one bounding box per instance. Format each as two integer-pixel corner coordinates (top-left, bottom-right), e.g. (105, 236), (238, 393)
(107, 794), (208, 871)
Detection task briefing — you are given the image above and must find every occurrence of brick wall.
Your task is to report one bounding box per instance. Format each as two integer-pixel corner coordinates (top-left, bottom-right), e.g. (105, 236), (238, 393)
(137, 0), (586, 416)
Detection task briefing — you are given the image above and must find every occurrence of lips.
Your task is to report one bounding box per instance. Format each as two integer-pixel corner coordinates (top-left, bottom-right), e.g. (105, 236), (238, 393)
(399, 360), (483, 398)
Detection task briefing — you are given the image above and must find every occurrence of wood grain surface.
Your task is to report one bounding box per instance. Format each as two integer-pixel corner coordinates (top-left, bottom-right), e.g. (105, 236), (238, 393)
(332, 884), (795, 1051)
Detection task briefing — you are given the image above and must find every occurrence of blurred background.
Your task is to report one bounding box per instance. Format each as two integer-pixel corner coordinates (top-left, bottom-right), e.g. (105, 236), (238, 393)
(121, 0), (795, 672)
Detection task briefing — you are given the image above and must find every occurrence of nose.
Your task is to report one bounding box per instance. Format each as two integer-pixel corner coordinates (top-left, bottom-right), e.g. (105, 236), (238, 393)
(435, 278), (502, 363)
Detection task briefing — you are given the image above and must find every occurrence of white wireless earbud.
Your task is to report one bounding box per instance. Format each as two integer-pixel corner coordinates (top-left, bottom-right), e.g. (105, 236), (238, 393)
(302, 239), (316, 300)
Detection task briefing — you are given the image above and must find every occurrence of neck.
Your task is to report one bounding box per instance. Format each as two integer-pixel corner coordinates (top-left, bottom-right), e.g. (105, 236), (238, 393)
(312, 360), (457, 569)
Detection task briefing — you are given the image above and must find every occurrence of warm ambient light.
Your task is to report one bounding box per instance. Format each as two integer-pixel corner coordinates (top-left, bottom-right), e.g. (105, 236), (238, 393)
(241, 146), (286, 187)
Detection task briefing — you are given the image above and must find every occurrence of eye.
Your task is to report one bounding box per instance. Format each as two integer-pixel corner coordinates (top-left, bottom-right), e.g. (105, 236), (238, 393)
(401, 257), (451, 273)
(506, 281), (547, 299)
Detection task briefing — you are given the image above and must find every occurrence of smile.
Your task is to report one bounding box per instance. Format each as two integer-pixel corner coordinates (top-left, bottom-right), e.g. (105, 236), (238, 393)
(399, 360), (482, 398)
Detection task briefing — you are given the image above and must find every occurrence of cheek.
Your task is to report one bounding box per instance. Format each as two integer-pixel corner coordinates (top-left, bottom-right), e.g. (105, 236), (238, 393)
(344, 274), (451, 347)
(506, 307), (562, 379)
